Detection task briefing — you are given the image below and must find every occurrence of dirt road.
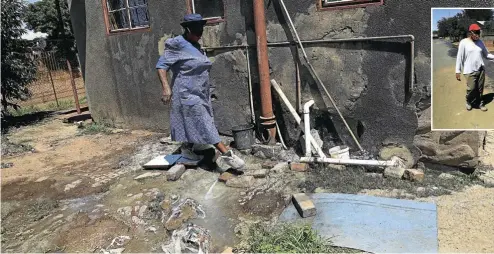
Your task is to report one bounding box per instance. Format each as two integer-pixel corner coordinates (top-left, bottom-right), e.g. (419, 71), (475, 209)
(432, 39), (494, 129)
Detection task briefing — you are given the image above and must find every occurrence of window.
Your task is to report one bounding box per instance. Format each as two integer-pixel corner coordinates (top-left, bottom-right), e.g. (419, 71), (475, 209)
(188, 0), (224, 23)
(104, 0), (150, 33)
(319, 0), (383, 10)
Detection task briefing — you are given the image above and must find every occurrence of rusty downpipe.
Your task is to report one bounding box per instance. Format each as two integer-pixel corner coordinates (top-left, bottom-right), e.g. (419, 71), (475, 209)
(253, 0), (276, 144)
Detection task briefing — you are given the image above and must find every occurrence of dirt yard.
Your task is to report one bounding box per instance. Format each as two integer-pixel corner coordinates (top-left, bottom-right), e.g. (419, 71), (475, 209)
(1, 112), (494, 253)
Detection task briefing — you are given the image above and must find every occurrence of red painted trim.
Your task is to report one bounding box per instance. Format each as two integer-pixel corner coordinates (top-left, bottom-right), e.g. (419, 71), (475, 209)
(317, 0), (383, 11)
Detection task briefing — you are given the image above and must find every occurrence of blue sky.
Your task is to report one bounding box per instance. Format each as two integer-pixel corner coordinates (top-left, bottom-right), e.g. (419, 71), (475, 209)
(432, 9), (463, 30)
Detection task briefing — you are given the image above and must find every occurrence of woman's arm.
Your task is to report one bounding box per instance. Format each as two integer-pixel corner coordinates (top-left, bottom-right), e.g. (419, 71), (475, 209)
(158, 69), (172, 104)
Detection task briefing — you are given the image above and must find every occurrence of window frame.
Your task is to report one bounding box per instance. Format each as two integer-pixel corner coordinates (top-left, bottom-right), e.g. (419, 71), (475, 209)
(102, 0), (151, 35)
(185, 0), (225, 25)
(317, 0), (383, 11)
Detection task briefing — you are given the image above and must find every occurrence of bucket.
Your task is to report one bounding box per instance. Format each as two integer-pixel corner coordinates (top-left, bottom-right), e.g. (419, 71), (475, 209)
(329, 145), (350, 159)
(232, 124), (255, 150)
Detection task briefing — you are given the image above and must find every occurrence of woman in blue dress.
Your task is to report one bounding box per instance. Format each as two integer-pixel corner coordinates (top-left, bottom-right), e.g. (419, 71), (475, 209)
(156, 14), (245, 170)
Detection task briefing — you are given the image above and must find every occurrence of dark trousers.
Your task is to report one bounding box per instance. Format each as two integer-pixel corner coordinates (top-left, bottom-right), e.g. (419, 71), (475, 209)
(464, 66), (485, 107)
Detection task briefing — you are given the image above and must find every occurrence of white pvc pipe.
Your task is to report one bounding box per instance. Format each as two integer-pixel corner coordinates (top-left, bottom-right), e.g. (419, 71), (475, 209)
(271, 79), (326, 158)
(300, 157), (397, 167)
(303, 100), (315, 157)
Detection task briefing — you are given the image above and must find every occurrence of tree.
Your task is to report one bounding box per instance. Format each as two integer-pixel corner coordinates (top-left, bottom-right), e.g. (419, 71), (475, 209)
(464, 9), (493, 21)
(1, 0), (37, 114)
(24, 0), (77, 64)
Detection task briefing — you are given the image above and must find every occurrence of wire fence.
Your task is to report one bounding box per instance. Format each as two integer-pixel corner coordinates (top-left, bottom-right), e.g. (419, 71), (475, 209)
(18, 51), (85, 109)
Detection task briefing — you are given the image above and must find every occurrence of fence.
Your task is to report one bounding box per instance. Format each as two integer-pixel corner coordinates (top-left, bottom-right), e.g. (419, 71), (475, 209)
(18, 51), (85, 112)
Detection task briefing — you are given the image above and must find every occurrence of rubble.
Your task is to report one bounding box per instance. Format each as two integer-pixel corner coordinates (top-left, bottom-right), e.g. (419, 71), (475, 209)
(161, 223), (211, 254)
(165, 198), (205, 231)
(251, 144), (283, 159)
(261, 161), (278, 169)
(384, 167), (406, 179)
(226, 176), (255, 188)
(167, 165), (186, 181)
(134, 172), (162, 180)
(404, 169), (425, 182)
(479, 171), (494, 187)
(245, 169), (268, 178)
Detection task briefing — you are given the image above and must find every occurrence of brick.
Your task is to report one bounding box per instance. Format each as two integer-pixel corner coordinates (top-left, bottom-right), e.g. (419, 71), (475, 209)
(292, 193), (316, 218)
(290, 162), (308, 172)
(218, 172), (235, 183)
(404, 169), (425, 182)
(262, 160), (278, 169)
(383, 167), (405, 179)
(166, 164), (186, 181)
(226, 175), (255, 188)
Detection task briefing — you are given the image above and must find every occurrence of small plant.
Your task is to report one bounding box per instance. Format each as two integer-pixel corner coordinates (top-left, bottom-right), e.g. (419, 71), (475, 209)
(78, 122), (113, 135)
(246, 223), (359, 253)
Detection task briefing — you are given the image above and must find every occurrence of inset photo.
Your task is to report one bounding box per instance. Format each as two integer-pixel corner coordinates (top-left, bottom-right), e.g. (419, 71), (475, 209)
(432, 8), (494, 130)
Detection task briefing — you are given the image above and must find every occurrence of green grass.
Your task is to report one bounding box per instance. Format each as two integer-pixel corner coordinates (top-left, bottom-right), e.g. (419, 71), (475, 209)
(78, 122), (113, 135)
(7, 96), (87, 117)
(245, 223), (360, 253)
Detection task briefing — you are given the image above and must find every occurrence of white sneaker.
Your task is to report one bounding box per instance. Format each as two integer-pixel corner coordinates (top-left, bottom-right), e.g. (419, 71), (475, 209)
(220, 150), (245, 170)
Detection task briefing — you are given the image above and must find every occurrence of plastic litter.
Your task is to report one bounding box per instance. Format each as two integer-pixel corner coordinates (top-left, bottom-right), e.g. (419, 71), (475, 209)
(161, 223), (211, 254)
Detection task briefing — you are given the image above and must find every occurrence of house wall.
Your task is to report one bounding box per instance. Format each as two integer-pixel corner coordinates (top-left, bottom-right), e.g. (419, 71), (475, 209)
(70, 0), (494, 154)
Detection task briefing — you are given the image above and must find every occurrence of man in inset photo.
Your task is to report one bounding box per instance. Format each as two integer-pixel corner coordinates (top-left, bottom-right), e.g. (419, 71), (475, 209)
(455, 23), (494, 112)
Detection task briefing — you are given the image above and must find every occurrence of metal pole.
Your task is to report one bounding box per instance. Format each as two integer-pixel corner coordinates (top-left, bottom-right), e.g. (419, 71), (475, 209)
(66, 59), (81, 114)
(47, 62), (59, 107)
(253, 0), (276, 143)
(245, 49), (255, 124)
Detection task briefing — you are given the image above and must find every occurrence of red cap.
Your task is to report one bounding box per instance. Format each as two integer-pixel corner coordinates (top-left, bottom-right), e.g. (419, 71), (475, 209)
(469, 24), (481, 31)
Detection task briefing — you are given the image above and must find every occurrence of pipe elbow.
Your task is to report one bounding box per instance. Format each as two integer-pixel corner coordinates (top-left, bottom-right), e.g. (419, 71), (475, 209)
(303, 100), (315, 113)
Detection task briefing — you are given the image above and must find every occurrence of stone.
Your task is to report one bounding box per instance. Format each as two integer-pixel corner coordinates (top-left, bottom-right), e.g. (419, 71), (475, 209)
(404, 169), (425, 182)
(277, 149), (301, 162)
(130, 193), (144, 201)
(117, 206), (132, 217)
(438, 173), (455, 180)
(271, 162), (289, 173)
(226, 176), (255, 188)
(126, 193), (133, 197)
(416, 187), (426, 194)
(384, 167), (406, 179)
(262, 161), (278, 169)
(160, 199), (172, 212)
(167, 164), (186, 181)
(290, 163), (308, 172)
(146, 226), (157, 233)
(251, 144), (283, 159)
(131, 216), (146, 226)
(416, 107), (431, 135)
(64, 179), (82, 192)
(253, 151), (267, 159)
(479, 171), (494, 187)
(218, 172), (235, 183)
(245, 169), (268, 178)
(292, 193), (316, 218)
(134, 172), (161, 180)
(35, 176), (49, 182)
(416, 162), (426, 171)
(379, 145), (415, 168)
(138, 205), (148, 217)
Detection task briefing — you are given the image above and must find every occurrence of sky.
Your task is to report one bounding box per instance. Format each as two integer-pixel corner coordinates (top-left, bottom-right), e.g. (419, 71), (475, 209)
(432, 9), (463, 30)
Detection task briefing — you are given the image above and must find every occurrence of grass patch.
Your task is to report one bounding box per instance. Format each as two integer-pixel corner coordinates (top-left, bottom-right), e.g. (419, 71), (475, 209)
(245, 223), (359, 253)
(1, 137), (35, 156)
(78, 122), (113, 135)
(299, 164), (486, 198)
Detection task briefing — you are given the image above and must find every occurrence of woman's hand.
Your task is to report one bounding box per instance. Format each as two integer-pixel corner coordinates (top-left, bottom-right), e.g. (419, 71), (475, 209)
(161, 88), (172, 104)
(456, 73), (461, 81)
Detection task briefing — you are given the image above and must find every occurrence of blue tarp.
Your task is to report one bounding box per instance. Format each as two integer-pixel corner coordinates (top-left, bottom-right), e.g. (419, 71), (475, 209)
(279, 193), (438, 253)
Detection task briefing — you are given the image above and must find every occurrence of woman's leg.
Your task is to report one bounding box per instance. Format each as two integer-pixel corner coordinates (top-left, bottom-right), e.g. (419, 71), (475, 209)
(214, 142), (229, 154)
(479, 68), (487, 111)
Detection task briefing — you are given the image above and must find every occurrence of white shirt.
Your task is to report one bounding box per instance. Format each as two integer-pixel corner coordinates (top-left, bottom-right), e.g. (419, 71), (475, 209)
(455, 38), (494, 74)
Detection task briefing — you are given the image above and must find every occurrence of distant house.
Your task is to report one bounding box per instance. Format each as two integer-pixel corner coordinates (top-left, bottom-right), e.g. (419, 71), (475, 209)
(67, 0), (492, 154)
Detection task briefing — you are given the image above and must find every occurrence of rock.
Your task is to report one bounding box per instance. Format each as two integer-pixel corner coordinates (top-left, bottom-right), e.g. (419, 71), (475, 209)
(134, 172), (161, 180)
(271, 162), (289, 173)
(245, 169), (268, 178)
(64, 179), (82, 192)
(126, 193), (133, 197)
(138, 205), (148, 217)
(379, 145), (415, 168)
(277, 149), (300, 162)
(262, 160), (278, 169)
(117, 206), (132, 217)
(438, 173), (455, 180)
(384, 167), (405, 179)
(253, 151), (267, 159)
(416, 108), (431, 135)
(292, 193), (316, 218)
(146, 226), (157, 233)
(479, 171), (494, 187)
(218, 172), (235, 183)
(171, 195), (178, 201)
(35, 176), (49, 182)
(404, 169), (425, 182)
(131, 216), (146, 226)
(130, 193), (144, 201)
(416, 187), (426, 194)
(417, 162), (426, 171)
(251, 144), (282, 159)
(167, 164), (186, 181)
(290, 163), (308, 172)
(226, 176), (255, 188)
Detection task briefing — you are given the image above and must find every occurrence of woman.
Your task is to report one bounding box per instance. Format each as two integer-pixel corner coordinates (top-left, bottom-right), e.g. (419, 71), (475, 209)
(455, 23), (494, 112)
(156, 13), (245, 170)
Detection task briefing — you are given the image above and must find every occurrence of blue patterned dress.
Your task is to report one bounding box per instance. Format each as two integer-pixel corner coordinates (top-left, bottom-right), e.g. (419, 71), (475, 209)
(156, 35), (221, 145)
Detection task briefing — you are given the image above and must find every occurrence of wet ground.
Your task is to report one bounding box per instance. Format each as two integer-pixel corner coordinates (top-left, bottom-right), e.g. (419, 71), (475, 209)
(432, 39), (494, 129)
